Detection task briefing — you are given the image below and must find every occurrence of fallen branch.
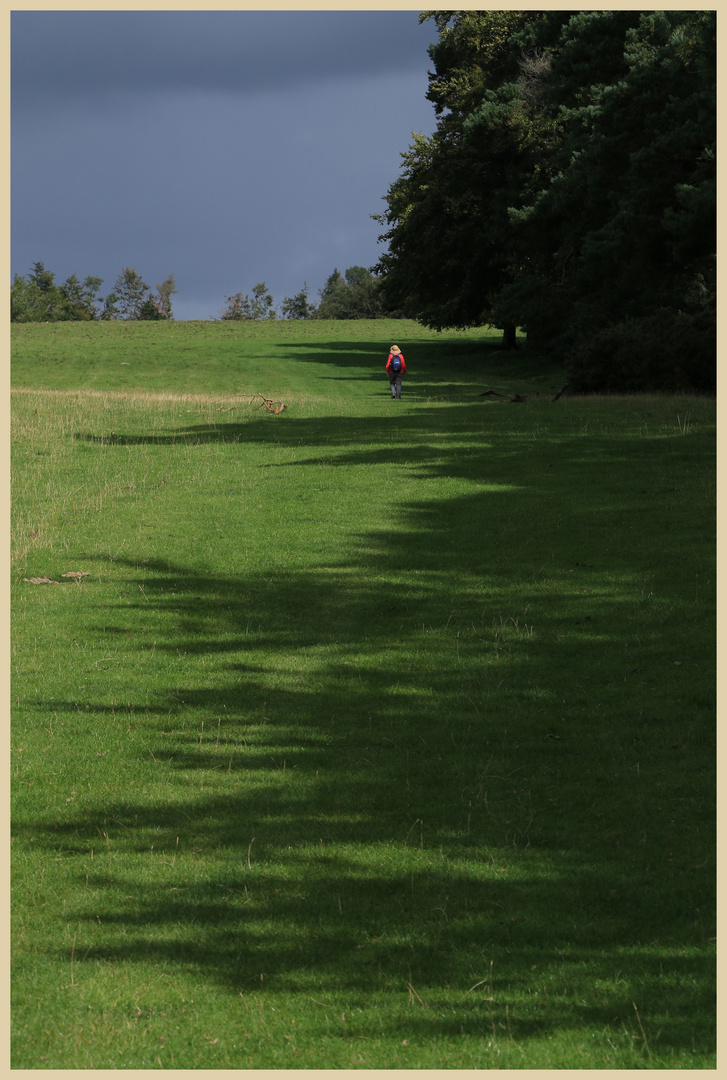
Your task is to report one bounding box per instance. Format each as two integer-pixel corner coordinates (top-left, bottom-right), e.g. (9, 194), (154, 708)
(481, 385), (571, 402)
(480, 389), (535, 402)
(251, 393), (287, 414)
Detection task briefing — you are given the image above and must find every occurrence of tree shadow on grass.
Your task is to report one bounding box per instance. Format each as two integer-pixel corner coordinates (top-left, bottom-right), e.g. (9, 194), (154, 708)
(272, 335), (560, 395)
(69, 396), (605, 456)
(17, 407), (715, 1061)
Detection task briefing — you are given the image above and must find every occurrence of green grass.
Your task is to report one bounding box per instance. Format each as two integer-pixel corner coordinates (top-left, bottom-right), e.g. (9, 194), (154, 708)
(10, 317), (553, 399)
(11, 320), (715, 1068)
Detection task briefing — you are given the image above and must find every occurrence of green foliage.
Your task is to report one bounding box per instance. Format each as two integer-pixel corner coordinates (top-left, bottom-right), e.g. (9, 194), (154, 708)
(137, 276), (177, 321)
(113, 267), (151, 319)
(11, 263), (63, 322)
(566, 309), (715, 394)
(376, 13), (559, 333)
(314, 266), (387, 320)
(281, 282), (316, 320)
(137, 296), (165, 321)
(58, 275), (94, 321)
(11, 264), (106, 323)
(11, 263), (176, 322)
(101, 291), (119, 321)
(421, 10), (541, 118)
(154, 273), (178, 319)
(378, 10), (716, 392)
(11, 273), (57, 323)
(219, 282), (276, 321)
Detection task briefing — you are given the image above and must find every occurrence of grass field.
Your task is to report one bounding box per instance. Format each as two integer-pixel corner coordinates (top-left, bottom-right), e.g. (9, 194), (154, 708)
(11, 319), (716, 1068)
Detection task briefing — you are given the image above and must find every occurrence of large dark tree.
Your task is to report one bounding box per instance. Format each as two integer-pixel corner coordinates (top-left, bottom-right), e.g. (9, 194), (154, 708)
(374, 11), (552, 343)
(376, 10), (716, 390)
(498, 10), (716, 389)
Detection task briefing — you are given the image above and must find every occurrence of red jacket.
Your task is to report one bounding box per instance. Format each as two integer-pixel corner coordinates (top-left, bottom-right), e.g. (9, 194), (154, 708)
(386, 352), (406, 376)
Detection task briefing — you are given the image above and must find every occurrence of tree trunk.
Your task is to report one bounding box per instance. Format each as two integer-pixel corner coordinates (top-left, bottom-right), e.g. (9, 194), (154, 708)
(502, 324), (518, 350)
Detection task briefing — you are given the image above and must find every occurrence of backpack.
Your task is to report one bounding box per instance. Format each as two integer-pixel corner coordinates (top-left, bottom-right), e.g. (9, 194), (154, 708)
(390, 353), (402, 373)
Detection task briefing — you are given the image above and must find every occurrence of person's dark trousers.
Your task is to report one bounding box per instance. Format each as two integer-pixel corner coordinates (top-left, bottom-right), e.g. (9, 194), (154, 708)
(390, 376), (403, 399)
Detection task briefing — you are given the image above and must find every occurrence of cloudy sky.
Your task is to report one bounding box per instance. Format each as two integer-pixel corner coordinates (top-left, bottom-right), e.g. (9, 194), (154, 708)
(11, 10), (440, 320)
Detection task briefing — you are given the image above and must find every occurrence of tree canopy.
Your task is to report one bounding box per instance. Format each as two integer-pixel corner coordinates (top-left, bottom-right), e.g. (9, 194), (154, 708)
(375, 10), (715, 391)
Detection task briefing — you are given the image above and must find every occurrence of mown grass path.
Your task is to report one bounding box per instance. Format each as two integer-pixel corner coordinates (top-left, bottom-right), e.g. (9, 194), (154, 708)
(11, 321), (715, 1067)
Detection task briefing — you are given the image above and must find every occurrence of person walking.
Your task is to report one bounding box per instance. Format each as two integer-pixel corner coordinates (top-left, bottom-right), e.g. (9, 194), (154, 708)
(386, 345), (406, 399)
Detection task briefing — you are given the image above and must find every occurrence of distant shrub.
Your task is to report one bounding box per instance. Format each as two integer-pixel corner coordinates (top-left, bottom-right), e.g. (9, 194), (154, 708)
(565, 309), (715, 394)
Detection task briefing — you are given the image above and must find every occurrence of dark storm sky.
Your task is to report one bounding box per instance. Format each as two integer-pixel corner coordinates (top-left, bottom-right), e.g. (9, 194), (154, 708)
(11, 10), (440, 320)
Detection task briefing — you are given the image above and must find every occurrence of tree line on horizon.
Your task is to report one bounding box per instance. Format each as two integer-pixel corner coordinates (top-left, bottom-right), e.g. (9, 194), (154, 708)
(375, 10), (715, 392)
(11, 264), (179, 323)
(219, 266), (393, 321)
(10, 263), (393, 324)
